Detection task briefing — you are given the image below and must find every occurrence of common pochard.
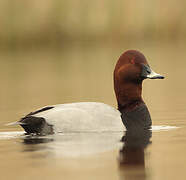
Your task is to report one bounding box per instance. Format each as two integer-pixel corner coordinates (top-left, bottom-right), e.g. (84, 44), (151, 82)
(15, 50), (164, 134)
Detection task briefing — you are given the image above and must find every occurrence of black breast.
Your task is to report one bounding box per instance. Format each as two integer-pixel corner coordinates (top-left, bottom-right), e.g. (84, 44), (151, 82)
(121, 104), (152, 130)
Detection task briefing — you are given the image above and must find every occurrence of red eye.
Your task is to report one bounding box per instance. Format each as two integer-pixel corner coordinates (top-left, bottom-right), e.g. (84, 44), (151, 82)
(131, 59), (135, 64)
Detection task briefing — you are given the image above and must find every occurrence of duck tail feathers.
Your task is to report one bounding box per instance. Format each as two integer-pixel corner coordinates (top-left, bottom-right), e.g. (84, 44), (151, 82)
(5, 121), (26, 126)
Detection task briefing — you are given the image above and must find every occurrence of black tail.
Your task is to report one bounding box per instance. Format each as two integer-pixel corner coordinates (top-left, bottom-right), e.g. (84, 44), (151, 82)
(20, 116), (54, 135)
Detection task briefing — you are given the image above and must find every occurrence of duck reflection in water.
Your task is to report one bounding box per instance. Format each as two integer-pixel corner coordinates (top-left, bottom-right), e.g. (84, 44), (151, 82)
(21, 135), (54, 154)
(23, 136), (54, 145)
(118, 128), (152, 180)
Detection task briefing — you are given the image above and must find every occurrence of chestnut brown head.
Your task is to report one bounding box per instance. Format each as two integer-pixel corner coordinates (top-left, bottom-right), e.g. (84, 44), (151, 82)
(114, 50), (164, 111)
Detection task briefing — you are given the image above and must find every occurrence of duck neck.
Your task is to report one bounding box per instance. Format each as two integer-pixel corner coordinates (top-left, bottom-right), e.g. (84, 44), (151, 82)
(115, 83), (144, 112)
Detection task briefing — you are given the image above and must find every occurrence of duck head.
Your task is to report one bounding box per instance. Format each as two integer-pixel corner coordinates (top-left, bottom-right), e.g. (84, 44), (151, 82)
(114, 50), (164, 112)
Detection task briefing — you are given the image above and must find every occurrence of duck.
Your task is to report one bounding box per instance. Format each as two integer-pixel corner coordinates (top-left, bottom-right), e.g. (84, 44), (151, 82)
(14, 50), (164, 134)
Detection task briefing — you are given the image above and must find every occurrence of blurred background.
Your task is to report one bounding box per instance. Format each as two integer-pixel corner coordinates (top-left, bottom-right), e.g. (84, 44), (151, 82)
(1, 0), (186, 128)
(1, 1), (186, 180)
(0, 0), (186, 48)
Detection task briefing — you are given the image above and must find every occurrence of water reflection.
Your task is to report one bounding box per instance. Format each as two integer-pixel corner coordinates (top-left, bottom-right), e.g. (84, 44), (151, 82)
(20, 132), (123, 157)
(23, 136), (54, 145)
(118, 129), (151, 180)
(22, 135), (54, 153)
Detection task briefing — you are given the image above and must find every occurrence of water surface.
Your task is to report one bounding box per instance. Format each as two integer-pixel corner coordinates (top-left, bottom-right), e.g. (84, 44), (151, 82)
(0, 42), (186, 180)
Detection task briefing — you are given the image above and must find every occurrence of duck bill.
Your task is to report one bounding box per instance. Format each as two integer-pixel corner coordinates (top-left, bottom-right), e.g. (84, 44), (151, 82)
(146, 70), (165, 79)
(141, 64), (165, 79)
